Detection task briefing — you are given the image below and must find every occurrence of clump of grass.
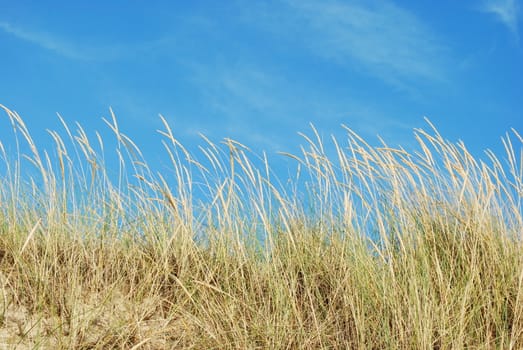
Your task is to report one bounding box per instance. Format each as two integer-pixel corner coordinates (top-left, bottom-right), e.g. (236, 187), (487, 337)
(0, 104), (521, 349)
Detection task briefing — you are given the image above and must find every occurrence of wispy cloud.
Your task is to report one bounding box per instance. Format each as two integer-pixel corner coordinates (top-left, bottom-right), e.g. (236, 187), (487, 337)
(242, 0), (449, 87)
(184, 60), (422, 152)
(481, 0), (520, 38)
(0, 20), (163, 61)
(185, 62), (296, 150)
(0, 20), (84, 59)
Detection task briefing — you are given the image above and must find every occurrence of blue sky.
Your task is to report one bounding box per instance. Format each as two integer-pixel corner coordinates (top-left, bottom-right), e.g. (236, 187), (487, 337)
(0, 0), (522, 176)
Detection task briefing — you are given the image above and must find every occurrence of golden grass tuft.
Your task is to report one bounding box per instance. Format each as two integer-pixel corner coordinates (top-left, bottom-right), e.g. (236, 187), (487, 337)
(0, 104), (522, 349)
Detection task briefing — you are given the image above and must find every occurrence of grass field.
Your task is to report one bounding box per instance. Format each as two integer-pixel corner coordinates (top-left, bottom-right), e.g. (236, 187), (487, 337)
(0, 104), (522, 349)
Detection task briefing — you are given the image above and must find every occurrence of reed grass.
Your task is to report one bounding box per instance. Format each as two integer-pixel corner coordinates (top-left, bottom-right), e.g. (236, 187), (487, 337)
(0, 104), (521, 349)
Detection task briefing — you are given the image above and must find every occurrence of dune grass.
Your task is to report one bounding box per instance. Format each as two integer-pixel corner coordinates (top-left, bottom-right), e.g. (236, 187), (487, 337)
(0, 104), (522, 349)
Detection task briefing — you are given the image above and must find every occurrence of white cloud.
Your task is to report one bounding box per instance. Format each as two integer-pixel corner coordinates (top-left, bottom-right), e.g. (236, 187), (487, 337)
(0, 20), (162, 61)
(185, 62), (295, 150)
(241, 0), (449, 86)
(481, 0), (520, 37)
(184, 60), (422, 153)
(0, 20), (91, 60)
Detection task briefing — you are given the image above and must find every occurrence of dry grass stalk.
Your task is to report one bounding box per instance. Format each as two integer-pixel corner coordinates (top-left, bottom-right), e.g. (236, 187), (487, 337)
(0, 104), (521, 349)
